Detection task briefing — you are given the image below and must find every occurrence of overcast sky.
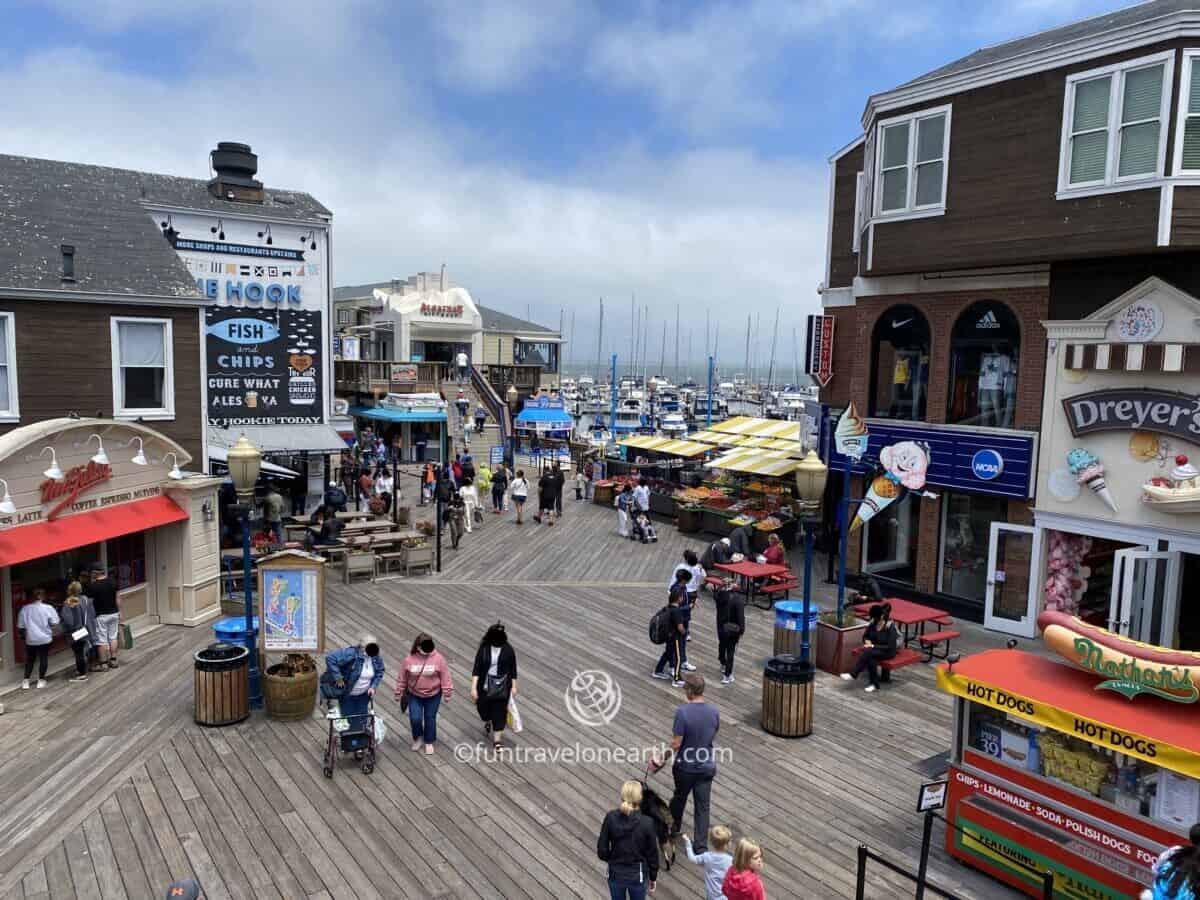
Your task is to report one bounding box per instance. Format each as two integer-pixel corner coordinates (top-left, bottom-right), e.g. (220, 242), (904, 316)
(3, 0), (1134, 370)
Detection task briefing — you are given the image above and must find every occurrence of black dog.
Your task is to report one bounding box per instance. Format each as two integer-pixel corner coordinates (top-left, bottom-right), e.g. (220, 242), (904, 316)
(640, 782), (676, 871)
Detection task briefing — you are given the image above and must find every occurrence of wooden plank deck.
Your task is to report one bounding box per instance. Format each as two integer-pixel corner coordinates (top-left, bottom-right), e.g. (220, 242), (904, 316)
(0, 497), (1020, 899)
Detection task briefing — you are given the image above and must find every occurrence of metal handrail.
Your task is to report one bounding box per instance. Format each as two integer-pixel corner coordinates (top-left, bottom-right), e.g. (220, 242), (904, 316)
(470, 365), (510, 447)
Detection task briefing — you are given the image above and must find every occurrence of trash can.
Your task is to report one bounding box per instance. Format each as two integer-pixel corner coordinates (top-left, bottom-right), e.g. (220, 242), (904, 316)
(213, 615), (258, 649)
(761, 654), (814, 738)
(194, 642), (249, 726)
(773, 600), (819, 656)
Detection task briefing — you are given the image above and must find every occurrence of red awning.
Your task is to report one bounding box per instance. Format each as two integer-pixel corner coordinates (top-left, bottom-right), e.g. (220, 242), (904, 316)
(0, 495), (188, 567)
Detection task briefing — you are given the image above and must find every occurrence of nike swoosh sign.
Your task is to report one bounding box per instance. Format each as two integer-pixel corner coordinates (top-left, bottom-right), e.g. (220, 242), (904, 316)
(892, 318), (913, 328)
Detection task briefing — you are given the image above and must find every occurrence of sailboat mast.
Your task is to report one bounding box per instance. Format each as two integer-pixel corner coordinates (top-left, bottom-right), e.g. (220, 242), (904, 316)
(744, 315), (751, 381)
(766, 307), (780, 393)
(660, 321), (667, 376)
(595, 298), (604, 381)
(792, 327), (799, 387)
(674, 304), (680, 379)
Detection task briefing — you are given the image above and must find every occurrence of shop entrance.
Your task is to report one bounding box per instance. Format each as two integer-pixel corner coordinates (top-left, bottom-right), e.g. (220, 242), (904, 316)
(412, 341), (469, 365)
(983, 523), (1036, 637)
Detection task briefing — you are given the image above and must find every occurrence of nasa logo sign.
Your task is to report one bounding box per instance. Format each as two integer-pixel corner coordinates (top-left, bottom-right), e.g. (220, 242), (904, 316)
(971, 449), (1004, 481)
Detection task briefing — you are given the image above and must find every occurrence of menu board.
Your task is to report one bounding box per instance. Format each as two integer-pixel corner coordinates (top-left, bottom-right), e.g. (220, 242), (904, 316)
(206, 306), (322, 427)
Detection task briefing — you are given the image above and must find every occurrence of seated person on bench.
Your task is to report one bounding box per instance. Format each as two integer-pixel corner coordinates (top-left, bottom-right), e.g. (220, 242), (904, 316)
(840, 604), (897, 693)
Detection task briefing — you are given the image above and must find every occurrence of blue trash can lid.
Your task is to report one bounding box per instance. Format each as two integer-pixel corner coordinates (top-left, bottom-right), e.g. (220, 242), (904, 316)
(214, 616), (259, 635)
(774, 600), (817, 615)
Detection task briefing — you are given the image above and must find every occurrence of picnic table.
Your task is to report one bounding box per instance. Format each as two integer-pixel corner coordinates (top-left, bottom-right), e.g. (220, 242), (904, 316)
(340, 519), (393, 534)
(715, 560), (791, 610)
(335, 511), (372, 521)
(851, 597), (947, 648)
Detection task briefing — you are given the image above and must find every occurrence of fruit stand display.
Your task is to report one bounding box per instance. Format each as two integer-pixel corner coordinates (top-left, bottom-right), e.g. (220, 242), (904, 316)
(677, 471), (800, 546)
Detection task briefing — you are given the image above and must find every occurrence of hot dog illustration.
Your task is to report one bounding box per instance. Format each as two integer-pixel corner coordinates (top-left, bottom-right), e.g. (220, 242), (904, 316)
(1037, 610), (1200, 703)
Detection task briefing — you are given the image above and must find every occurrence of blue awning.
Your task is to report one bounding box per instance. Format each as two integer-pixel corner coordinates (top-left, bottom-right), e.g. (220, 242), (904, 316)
(350, 406), (447, 423)
(516, 408), (573, 425)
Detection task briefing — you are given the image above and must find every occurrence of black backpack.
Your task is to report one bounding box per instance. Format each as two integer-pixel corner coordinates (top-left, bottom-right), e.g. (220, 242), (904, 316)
(648, 606), (672, 645)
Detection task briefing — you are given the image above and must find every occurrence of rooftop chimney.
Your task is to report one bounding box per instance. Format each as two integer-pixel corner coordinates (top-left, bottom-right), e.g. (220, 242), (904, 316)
(208, 141), (264, 203)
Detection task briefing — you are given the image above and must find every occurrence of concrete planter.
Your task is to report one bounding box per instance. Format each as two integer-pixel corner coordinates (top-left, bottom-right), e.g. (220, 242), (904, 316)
(815, 617), (868, 676)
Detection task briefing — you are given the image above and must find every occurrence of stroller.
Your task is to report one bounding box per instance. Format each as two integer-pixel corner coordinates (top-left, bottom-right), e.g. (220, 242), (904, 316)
(320, 673), (377, 777)
(631, 513), (657, 544)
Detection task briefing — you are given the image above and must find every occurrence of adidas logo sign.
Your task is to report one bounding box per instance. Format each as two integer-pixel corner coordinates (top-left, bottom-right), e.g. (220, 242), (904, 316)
(976, 310), (1001, 329)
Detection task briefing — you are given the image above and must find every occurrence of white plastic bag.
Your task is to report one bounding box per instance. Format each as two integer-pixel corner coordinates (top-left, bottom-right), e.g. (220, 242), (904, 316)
(506, 697), (524, 733)
(755, 554), (767, 565)
(374, 715), (388, 745)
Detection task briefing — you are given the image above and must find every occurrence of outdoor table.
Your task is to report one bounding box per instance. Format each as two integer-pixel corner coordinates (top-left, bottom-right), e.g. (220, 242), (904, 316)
(335, 511), (371, 521)
(851, 597), (946, 647)
(341, 520), (392, 534)
(715, 560), (790, 609)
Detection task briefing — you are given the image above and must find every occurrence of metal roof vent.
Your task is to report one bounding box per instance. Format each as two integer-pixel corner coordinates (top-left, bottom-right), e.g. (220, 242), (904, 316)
(208, 141), (264, 203)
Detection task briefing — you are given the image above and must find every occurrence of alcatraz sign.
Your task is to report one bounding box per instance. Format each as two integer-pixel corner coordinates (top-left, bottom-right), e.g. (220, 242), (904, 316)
(1063, 389), (1200, 444)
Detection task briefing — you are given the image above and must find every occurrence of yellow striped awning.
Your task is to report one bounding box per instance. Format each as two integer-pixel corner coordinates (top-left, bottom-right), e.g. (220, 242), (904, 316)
(618, 436), (710, 458)
(704, 449), (801, 477)
(709, 416), (804, 441)
(619, 435), (665, 450)
(689, 430), (742, 446)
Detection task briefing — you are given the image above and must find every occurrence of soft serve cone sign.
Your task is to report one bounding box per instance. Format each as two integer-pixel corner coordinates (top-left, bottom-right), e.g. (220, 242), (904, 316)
(835, 402), (869, 460)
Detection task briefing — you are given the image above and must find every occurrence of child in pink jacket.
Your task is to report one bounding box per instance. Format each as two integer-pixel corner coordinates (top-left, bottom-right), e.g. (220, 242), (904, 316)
(395, 633), (454, 756)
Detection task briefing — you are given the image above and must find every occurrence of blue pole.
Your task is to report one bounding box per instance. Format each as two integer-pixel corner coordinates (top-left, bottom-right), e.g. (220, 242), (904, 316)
(706, 355), (714, 427)
(801, 519), (814, 665)
(242, 507), (262, 708)
(609, 353), (618, 437)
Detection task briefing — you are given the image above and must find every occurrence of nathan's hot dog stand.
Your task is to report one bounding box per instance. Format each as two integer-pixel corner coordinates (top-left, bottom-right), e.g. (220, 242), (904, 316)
(938, 641), (1200, 899)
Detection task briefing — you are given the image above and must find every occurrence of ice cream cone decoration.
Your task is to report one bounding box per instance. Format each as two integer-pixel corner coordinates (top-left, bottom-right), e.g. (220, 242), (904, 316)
(835, 402), (869, 459)
(1066, 448), (1118, 514)
(850, 474), (900, 532)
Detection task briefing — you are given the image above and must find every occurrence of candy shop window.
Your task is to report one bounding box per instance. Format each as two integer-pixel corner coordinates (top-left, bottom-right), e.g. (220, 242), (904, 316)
(869, 305), (929, 421)
(966, 702), (1200, 830)
(939, 492), (1010, 600)
(945, 301), (1020, 428)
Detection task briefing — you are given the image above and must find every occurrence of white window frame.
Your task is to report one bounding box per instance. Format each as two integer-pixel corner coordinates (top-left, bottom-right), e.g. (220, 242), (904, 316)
(1057, 50), (1174, 196)
(852, 171), (864, 253)
(872, 103), (952, 219)
(0, 312), (19, 423)
(336, 308), (353, 325)
(110, 316), (175, 420)
(1173, 49), (1200, 175)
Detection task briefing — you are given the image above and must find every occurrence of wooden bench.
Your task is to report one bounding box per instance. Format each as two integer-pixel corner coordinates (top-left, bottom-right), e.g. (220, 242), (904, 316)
(703, 575), (725, 591)
(917, 629), (961, 661)
(849, 646), (923, 683)
(375, 552), (406, 579)
(933, 615), (954, 626)
(343, 550), (376, 584)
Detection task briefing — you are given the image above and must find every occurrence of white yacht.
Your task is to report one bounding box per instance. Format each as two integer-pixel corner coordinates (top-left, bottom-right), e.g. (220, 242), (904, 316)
(660, 413), (688, 438)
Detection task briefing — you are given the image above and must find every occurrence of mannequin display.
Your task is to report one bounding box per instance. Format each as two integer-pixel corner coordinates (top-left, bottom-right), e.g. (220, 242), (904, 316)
(978, 348), (1013, 426)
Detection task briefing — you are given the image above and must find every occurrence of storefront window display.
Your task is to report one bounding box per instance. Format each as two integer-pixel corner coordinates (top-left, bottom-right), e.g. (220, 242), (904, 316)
(106, 532), (147, 590)
(869, 305), (929, 420)
(940, 493), (1009, 600)
(863, 493), (919, 584)
(946, 301), (1020, 428)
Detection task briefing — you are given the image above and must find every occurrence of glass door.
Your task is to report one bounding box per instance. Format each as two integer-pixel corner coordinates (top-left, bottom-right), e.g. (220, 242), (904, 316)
(1111, 549), (1181, 646)
(984, 523), (1036, 637)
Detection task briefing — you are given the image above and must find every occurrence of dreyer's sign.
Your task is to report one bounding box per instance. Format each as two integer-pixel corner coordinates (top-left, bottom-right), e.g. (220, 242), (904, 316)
(206, 307), (321, 427)
(1063, 389), (1200, 444)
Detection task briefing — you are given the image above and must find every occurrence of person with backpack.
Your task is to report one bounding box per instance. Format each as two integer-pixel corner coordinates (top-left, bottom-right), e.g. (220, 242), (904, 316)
(534, 468), (557, 525)
(669, 551), (704, 673)
(714, 580), (746, 684)
(461, 453), (476, 483)
(474, 404), (487, 435)
(491, 463), (509, 514)
(394, 632), (453, 756)
(722, 838), (766, 900)
(509, 469), (530, 524)
(597, 780), (660, 900)
(1142, 823), (1200, 900)
(616, 483), (634, 538)
(651, 582), (687, 687)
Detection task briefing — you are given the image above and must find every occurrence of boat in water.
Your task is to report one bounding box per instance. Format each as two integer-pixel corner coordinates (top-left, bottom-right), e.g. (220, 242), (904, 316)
(613, 397), (648, 435)
(659, 412), (688, 438)
(692, 392), (729, 421)
(579, 416), (612, 450)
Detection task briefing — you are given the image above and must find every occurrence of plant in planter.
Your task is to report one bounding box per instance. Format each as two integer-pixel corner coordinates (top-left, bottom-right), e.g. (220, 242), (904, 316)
(263, 652), (319, 721)
(416, 520), (435, 536)
(368, 496), (387, 517)
(815, 610), (869, 676)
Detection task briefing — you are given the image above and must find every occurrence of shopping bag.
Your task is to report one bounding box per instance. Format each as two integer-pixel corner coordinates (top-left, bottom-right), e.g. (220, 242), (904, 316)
(506, 697), (524, 733)
(120, 624), (134, 650)
(374, 715), (388, 745)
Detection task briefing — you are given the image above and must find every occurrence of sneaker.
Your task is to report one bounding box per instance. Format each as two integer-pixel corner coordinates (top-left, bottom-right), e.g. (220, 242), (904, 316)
(726, 674), (735, 684)
(70, 674), (88, 683)
(672, 680), (686, 688)
(652, 671), (671, 680)
(864, 685), (877, 693)
(20, 679), (30, 690)
(839, 673), (853, 681)
(423, 743), (435, 755)
(108, 659), (119, 669)
(411, 739), (424, 752)
(720, 675), (732, 685)
(681, 662), (697, 672)
(35, 679), (48, 689)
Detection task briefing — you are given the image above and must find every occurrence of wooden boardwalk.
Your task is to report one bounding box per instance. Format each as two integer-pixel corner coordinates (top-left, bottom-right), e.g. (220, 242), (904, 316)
(0, 497), (1020, 899)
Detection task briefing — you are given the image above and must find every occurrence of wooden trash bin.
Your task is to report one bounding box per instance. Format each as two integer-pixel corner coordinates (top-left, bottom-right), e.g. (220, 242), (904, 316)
(772, 601), (819, 657)
(194, 643), (249, 727)
(761, 654), (814, 738)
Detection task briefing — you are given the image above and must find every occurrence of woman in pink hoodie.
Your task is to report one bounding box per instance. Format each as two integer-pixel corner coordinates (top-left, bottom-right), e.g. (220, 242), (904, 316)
(722, 838), (766, 900)
(394, 632), (454, 756)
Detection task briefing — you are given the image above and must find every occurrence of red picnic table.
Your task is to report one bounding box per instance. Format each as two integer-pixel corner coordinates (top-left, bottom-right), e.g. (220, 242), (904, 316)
(715, 560), (792, 609)
(851, 597), (949, 648)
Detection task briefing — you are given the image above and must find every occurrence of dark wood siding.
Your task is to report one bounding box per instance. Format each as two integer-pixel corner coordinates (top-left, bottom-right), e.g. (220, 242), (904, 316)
(0, 298), (204, 462)
(828, 144), (864, 288)
(1049, 251), (1200, 319)
(1172, 186), (1200, 244)
(867, 40), (1195, 276)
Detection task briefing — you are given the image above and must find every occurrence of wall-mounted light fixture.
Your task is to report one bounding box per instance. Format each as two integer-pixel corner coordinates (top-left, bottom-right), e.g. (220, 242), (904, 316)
(211, 218), (226, 240)
(202, 499), (215, 521)
(164, 452), (184, 480)
(87, 434), (109, 466)
(257, 224), (273, 245)
(300, 230), (317, 251)
(40, 447), (64, 481)
(130, 437), (148, 466)
(0, 478), (15, 515)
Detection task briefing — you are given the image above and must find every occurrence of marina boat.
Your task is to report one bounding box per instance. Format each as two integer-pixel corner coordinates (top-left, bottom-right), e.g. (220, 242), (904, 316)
(579, 416), (612, 450)
(612, 397), (648, 434)
(659, 413), (688, 438)
(656, 388), (681, 413)
(692, 392), (728, 421)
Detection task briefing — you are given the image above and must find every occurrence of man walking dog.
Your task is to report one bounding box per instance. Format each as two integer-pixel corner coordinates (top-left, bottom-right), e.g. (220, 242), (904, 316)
(666, 673), (720, 853)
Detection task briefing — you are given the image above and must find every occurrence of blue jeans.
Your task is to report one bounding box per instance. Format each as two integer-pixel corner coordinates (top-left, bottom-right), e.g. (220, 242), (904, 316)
(679, 599), (694, 664)
(608, 879), (646, 900)
(409, 692), (442, 744)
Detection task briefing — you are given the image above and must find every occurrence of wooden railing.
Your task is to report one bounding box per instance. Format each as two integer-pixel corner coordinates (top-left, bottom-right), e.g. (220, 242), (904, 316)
(481, 364), (542, 399)
(334, 361), (446, 395)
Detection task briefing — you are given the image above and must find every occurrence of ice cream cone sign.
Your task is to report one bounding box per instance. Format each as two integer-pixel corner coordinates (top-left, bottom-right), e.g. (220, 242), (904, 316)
(851, 440), (931, 532)
(835, 402), (869, 459)
(1066, 448), (1118, 514)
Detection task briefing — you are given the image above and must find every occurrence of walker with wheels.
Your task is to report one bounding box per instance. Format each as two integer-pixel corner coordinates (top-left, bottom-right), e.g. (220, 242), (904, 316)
(322, 697), (377, 777)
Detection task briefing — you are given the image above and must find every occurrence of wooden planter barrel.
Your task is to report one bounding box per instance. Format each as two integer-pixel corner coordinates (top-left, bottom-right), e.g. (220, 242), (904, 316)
(263, 661), (318, 721)
(194, 644), (249, 727)
(593, 483), (615, 506)
(761, 654), (814, 738)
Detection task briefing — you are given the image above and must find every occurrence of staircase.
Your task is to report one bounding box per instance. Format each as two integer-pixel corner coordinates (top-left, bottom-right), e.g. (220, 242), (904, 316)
(443, 366), (509, 460)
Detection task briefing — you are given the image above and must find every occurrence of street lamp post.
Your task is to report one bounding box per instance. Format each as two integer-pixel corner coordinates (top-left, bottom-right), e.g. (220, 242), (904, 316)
(793, 450), (829, 667)
(226, 434), (263, 709)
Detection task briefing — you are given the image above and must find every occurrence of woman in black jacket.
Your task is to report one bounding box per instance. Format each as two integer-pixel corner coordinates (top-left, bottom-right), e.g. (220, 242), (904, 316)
(597, 780), (659, 899)
(841, 603), (898, 692)
(471, 622), (518, 749)
(714, 581), (746, 685)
